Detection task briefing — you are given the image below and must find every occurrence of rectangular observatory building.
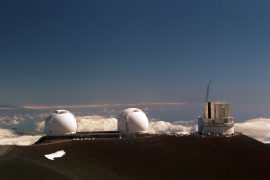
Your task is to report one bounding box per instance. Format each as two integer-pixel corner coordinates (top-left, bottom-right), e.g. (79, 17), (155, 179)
(198, 101), (234, 135)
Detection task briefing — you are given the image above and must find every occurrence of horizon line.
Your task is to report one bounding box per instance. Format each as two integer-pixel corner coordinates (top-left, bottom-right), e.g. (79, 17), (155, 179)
(22, 102), (189, 109)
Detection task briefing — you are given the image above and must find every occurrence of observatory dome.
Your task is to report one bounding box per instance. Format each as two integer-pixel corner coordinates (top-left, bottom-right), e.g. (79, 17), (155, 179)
(45, 110), (78, 136)
(118, 108), (149, 133)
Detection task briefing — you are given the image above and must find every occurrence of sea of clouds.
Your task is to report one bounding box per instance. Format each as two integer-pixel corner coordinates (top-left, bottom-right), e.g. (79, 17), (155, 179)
(234, 118), (270, 144)
(0, 128), (42, 146)
(0, 107), (269, 145)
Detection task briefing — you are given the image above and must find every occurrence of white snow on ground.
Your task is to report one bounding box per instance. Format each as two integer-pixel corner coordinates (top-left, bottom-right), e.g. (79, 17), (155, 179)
(44, 150), (66, 160)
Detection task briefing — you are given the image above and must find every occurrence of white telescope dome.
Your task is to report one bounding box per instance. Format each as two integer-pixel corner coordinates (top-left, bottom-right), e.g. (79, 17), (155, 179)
(118, 108), (149, 133)
(45, 110), (78, 136)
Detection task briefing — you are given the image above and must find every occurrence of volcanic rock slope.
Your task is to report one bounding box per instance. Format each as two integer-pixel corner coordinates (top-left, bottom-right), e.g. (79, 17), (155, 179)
(0, 134), (269, 180)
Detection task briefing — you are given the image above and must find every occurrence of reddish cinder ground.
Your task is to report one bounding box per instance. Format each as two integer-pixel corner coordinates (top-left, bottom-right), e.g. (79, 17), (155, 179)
(0, 134), (269, 180)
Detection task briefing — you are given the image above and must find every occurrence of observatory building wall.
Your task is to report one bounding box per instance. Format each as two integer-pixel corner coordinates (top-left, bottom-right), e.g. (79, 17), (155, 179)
(202, 125), (234, 134)
(199, 101), (235, 135)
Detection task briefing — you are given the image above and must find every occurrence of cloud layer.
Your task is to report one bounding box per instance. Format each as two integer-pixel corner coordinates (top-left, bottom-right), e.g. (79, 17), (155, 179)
(0, 112), (269, 145)
(147, 121), (196, 134)
(235, 118), (270, 144)
(77, 116), (196, 134)
(0, 128), (42, 146)
(77, 115), (118, 132)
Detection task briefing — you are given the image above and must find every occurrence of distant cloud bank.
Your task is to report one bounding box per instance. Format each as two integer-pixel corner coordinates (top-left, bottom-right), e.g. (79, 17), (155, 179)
(147, 121), (196, 134)
(77, 115), (117, 132)
(0, 129), (41, 146)
(76, 116), (196, 134)
(235, 118), (270, 144)
(0, 114), (269, 145)
(22, 102), (186, 110)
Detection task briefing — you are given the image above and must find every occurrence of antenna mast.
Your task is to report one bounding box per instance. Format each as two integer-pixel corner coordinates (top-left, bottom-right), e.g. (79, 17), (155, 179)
(205, 80), (212, 102)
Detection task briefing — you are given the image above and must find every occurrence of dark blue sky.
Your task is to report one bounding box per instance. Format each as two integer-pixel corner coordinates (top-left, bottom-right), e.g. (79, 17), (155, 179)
(1, 0), (270, 113)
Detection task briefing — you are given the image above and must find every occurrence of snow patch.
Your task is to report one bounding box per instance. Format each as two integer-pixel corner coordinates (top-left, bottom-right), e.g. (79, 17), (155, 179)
(44, 150), (66, 160)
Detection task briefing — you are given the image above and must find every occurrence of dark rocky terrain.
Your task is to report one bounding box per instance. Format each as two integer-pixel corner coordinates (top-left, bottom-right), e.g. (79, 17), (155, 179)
(0, 134), (269, 180)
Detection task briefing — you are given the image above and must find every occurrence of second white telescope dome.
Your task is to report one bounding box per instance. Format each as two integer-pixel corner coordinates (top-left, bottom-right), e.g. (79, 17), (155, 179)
(118, 108), (149, 133)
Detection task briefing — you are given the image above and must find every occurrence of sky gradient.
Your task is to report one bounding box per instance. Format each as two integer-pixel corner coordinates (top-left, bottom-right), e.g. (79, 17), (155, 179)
(1, 0), (270, 116)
